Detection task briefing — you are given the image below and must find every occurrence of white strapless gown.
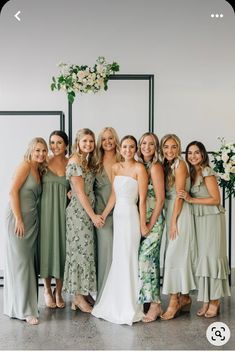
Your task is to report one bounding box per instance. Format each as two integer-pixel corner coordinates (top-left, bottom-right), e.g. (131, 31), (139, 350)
(92, 176), (144, 325)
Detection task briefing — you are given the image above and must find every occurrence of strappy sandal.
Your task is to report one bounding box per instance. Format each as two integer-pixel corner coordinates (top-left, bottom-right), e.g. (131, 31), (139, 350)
(25, 316), (39, 325)
(53, 288), (65, 309)
(197, 303), (209, 317)
(142, 303), (163, 323)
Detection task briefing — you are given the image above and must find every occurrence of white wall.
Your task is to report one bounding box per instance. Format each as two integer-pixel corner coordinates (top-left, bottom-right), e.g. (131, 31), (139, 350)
(0, 0), (234, 270)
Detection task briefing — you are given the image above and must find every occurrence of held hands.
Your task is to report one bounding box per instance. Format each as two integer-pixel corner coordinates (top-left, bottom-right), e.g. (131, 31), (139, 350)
(178, 190), (192, 203)
(92, 214), (105, 228)
(14, 218), (25, 238)
(141, 223), (150, 237)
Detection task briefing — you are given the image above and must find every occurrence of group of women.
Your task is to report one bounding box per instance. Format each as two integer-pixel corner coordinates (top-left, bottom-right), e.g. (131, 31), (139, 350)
(3, 128), (230, 326)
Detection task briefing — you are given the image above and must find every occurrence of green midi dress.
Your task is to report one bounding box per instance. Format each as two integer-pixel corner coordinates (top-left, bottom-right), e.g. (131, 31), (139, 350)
(63, 163), (97, 295)
(39, 170), (69, 279)
(94, 168), (113, 303)
(138, 178), (165, 303)
(162, 161), (197, 294)
(191, 166), (231, 302)
(4, 173), (41, 320)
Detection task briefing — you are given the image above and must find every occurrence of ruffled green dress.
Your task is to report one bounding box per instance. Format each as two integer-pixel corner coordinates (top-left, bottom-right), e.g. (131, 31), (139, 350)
(94, 169), (113, 303)
(63, 163), (97, 295)
(162, 160), (197, 295)
(138, 176), (165, 304)
(4, 173), (41, 320)
(39, 170), (69, 279)
(191, 166), (231, 302)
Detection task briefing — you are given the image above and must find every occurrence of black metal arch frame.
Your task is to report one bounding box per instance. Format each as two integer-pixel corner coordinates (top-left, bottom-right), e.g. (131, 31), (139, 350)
(0, 110), (65, 287)
(68, 74), (154, 146)
(0, 111), (65, 130)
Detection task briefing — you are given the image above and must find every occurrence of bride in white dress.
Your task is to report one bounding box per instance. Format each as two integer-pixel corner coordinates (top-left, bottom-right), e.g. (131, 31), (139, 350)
(92, 135), (149, 325)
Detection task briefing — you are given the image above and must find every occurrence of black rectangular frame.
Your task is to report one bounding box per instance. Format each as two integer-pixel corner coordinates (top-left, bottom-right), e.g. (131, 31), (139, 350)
(68, 74), (154, 146)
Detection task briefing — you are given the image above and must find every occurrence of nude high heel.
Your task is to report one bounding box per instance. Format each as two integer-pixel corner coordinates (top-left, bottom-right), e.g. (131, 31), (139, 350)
(179, 294), (192, 312)
(204, 301), (220, 318)
(197, 303), (209, 317)
(71, 296), (92, 313)
(161, 295), (181, 321)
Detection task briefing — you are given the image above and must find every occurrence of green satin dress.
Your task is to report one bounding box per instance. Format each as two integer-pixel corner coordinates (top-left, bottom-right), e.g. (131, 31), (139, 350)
(39, 169), (69, 279)
(162, 160), (197, 295)
(191, 166), (231, 302)
(94, 168), (113, 303)
(4, 173), (41, 320)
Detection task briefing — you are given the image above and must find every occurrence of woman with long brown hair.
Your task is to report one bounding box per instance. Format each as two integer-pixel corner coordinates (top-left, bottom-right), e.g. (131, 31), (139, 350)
(92, 135), (148, 325)
(40, 131), (69, 309)
(178, 141), (230, 318)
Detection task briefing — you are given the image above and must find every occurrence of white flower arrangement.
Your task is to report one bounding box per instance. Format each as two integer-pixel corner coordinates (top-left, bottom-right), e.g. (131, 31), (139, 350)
(51, 56), (119, 103)
(212, 137), (235, 198)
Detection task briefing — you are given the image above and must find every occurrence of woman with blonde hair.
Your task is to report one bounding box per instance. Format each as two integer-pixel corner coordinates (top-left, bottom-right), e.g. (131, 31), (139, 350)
(63, 128), (104, 313)
(178, 141), (230, 317)
(137, 132), (165, 322)
(4, 137), (48, 325)
(94, 127), (121, 303)
(160, 134), (197, 320)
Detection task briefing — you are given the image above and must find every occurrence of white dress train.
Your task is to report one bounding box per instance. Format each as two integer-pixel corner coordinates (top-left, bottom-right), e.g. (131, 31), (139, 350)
(92, 176), (144, 325)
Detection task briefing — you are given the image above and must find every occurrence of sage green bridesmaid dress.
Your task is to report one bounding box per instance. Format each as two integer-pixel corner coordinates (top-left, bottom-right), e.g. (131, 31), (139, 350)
(191, 166), (231, 302)
(4, 173), (41, 320)
(94, 168), (113, 303)
(39, 170), (69, 279)
(162, 160), (197, 295)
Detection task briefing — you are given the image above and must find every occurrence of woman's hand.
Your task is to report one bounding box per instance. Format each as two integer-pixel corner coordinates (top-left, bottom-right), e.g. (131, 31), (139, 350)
(141, 224), (150, 237)
(15, 218), (25, 238)
(67, 190), (72, 200)
(92, 214), (105, 228)
(169, 221), (178, 240)
(178, 190), (192, 203)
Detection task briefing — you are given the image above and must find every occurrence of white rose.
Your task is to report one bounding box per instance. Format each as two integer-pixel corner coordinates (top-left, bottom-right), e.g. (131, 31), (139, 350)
(230, 166), (235, 173)
(221, 153), (229, 163)
(216, 155), (221, 161)
(222, 173), (230, 181)
(96, 64), (104, 74)
(77, 71), (85, 80)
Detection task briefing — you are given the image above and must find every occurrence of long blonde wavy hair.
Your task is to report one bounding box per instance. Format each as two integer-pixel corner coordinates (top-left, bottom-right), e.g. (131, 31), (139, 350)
(71, 128), (96, 171)
(137, 132), (160, 173)
(96, 127), (121, 172)
(24, 137), (48, 175)
(160, 133), (182, 188)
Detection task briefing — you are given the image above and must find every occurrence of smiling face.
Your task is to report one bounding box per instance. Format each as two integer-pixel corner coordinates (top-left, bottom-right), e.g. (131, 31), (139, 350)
(187, 144), (203, 166)
(31, 142), (48, 163)
(50, 134), (67, 156)
(120, 138), (136, 161)
(140, 135), (156, 161)
(101, 130), (116, 152)
(78, 134), (95, 155)
(162, 138), (179, 162)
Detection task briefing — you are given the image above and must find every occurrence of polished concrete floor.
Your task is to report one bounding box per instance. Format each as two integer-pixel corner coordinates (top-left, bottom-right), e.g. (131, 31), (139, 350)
(0, 277), (234, 351)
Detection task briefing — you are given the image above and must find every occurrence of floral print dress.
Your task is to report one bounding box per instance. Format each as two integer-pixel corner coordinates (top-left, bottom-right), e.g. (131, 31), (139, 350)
(138, 177), (165, 304)
(63, 163), (97, 295)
